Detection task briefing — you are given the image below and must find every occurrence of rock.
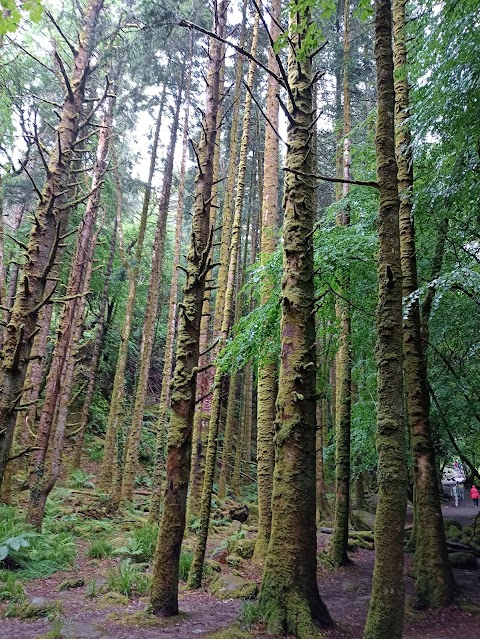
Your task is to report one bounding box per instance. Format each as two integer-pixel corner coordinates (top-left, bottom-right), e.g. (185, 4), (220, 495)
(227, 538), (256, 559)
(225, 554), (243, 567)
(204, 559), (222, 573)
(58, 578), (85, 591)
(445, 524), (462, 542)
(444, 519), (463, 531)
(448, 552), (478, 569)
(98, 591), (129, 606)
(30, 596), (50, 606)
(351, 510), (375, 532)
(61, 621), (103, 638)
(210, 574), (258, 600)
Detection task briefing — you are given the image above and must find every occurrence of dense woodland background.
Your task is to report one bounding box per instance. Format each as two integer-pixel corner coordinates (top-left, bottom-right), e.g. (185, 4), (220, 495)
(0, 0), (479, 638)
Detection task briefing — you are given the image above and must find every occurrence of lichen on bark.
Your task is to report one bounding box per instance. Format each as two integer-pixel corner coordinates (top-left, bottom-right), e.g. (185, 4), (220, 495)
(258, 6), (332, 637)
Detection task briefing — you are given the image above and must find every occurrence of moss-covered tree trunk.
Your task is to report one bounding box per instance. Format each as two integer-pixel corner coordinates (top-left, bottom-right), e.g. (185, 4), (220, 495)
(121, 69), (185, 502)
(363, 1), (408, 637)
(149, 2), (228, 616)
(258, 7), (332, 637)
(218, 371), (237, 499)
(253, 0), (280, 557)
(187, 13), (259, 589)
(393, 0), (454, 608)
(27, 99), (113, 528)
(0, 0), (104, 488)
(331, 0), (352, 568)
(72, 217), (117, 470)
(99, 88), (166, 491)
(149, 47), (193, 523)
(188, 2), (246, 518)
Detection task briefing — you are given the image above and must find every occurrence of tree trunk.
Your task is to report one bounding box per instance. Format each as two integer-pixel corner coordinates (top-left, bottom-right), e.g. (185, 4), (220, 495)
(331, 0), (352, 568)
(188, 0), (247, 519)
(27, 98), (113, 528)
(187, 12), (259, 589)
(149, 44), (193, 523)
(121, 67), (186, 502)
(258, 7), (332, 637)
(149, 1), (228, 617)
(99, 87), (166, 491)
(363, 1), (408, 637)
(393, 0), (454, 608)
(253, 0), (281, 554)
(0, 0), (105, 488)
(72, 216), (117, 469)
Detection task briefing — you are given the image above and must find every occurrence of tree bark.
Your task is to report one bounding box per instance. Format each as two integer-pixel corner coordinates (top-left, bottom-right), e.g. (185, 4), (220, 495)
(331, 0), (352, 568)
(188, 0), (247, 519)
(253, 0), (281, 562)
(393, 0), (454, 608)
(99, 86), (166, 491)
(187, 12), (259, 589)
(149, 43), (193, 523)
(258, 7), (332, 637)
(27, 98), (113, 528)
(149, 1), (228, 617)
(0, 0), (105, 487)
(121, 65), (186, 502)
(363, 1), (408, 637)
(72, 215), (117, 470)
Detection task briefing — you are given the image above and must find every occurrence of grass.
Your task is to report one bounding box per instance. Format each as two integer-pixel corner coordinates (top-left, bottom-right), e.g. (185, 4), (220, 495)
(114, 523), (158, 562)
(0, 571), (26, 602)
(87, 538), (115, 559)
(178, 550), (194, 581)
(106, 560), (150, 597)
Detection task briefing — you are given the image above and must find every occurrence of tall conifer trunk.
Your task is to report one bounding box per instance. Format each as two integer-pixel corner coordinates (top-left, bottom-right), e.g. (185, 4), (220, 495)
(72, 217), (117, 469)
(331, 0), (352, 567)
(258, 6), (332, 637)
(393, 0), (454, 608)
(187, 13), (260, 588)
(149, 1), (228, 616)
(188, 1), (247, 518)
(99, 88), (166, 490)
(149, 44), (193, 523)
(253, 0), (281, 563)
(27, 99), (113, 528)
(0, 0), (104, 487)
(363, 0), (408, 637)
(121, 66), (186, 502)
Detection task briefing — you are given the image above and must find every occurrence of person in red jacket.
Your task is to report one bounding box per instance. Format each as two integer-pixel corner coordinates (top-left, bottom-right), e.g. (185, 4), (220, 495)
(470, 485), (480, 507)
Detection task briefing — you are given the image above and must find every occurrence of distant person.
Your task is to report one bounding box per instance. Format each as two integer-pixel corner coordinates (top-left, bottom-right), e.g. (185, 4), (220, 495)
(470, 485), (480, 507)
(451, 483), (459, 507)
(458, 481), (465, 501)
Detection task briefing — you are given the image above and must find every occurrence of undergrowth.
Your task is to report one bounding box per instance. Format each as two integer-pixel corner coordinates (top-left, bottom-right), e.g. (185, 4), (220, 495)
(0, 505), (76, 578)
(106, 559), (150, 597)
(114, 523), (158, 562)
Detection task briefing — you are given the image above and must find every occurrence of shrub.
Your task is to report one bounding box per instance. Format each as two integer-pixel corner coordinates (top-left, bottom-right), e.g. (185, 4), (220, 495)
(68, 469), (95, 489)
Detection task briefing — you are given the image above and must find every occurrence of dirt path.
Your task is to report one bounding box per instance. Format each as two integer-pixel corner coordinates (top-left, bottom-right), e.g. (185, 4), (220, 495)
(1, 509), (480, 638)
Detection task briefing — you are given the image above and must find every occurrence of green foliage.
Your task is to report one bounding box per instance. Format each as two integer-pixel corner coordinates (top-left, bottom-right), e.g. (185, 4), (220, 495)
(0, 506), (76, 578)
(4, 599), (63, 621)
(0, 0), (43, 35)
(68, 469), (95, 489)
(87, 538), (115, 559)
(106, 559), (150, 597)
(178, 550), (194, 581)
(114, 523), (158, 562)
(0, 571), (26, 602)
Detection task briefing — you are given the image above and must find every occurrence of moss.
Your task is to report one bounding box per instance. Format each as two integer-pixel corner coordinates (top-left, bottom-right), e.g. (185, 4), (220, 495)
(227, 538), (256, 559)
(204, 623), (252, 639)
(448, 552), (478, 569)
(210, 574), (258, 600)
(97, 592), (129, 607)
(4, 600), (63, 620)
(444, 525), (462, 542)
(57, 578), (84, 591)
(226, 554), (243, 567)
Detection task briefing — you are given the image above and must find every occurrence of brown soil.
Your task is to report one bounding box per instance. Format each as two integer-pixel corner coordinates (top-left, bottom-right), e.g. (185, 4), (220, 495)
(1, 504), (479, 639)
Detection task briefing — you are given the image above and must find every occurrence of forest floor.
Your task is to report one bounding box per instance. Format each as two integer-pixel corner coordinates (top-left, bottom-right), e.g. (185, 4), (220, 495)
(1, 493), (479, 639)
